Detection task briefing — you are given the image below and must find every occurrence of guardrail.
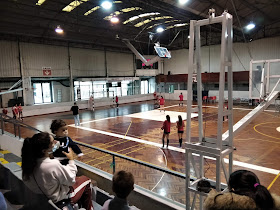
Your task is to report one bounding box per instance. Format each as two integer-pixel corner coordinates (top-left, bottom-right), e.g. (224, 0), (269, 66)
(0, 113), (188, 205)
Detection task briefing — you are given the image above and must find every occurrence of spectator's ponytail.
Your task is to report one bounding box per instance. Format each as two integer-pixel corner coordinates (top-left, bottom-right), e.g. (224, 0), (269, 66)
(255, 184), (274, 209)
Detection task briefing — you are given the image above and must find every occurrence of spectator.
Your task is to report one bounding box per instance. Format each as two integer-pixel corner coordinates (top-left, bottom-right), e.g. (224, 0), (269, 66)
(102, 170), (136, 210)
(161, 115), (171, 148)
(71, 102), (80, 126)
(204, 170), (280, 210)
(22, 132), (93, 210)
(50, 119), (84, 165)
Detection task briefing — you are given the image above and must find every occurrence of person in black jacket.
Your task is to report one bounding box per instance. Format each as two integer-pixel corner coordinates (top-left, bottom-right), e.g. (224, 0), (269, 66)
(71, 102), (80, 126)
(50, 119), (84, 165)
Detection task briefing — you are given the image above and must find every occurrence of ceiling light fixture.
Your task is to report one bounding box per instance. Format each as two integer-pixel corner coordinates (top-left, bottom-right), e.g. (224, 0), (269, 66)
(55, 25), (64, 34)
(156, 27), (164, 33)
(246, 23), (255, 30)
(101, 1), (112, 10)
(179, 0), (189, 4)
(111, 16), (119, 23)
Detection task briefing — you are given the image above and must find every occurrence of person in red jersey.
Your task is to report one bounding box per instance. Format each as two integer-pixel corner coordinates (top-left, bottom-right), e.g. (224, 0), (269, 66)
(153, 91), (157, 99)
(115, 95), (119, 108)
(12, 105), (18, 119)
(2, 107), (8, 120)
(159, 96), (165, 112)
(179, 92), (184, 106)
(18, 103), (23, 120)
(176, 115), (185, 148)
(161, 115), (171, 148)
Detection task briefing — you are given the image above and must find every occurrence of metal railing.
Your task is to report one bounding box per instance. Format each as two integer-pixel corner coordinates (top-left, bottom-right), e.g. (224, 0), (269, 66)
(0, 113), (188, 203)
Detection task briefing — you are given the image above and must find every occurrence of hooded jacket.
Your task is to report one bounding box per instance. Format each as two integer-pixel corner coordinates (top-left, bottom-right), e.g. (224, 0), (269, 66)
(204, 189), (280, 210)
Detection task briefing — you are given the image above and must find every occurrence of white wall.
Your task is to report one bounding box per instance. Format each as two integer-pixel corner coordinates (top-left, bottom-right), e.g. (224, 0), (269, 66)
(164, 36), (280, 74)
(0, 41), (136, 78)
(20, 42), (69, 77)
(0, 41), (20, 77)
(164, 49), (188, 75)
(106, 51), (134, 76)
(70, 48), (106, 77)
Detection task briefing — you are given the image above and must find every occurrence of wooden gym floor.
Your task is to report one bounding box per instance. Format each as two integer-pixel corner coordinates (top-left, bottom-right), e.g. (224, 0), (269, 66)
(3, 100), (280, 205)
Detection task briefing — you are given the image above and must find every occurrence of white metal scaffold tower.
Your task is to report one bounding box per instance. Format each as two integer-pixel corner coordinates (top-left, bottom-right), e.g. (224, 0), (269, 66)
(185, 11), (234, 209)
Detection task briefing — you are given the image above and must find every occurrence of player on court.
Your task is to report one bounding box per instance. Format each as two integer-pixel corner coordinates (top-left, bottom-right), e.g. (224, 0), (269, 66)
(159, 96), (165, 112)
(176, 115), (185, 148)
(179, 93), (184, 106)
(18, 103), (23, 120)
(153, 91), (157, 105)
(115, 95), (119, 108)
(161, 115), (171, 148)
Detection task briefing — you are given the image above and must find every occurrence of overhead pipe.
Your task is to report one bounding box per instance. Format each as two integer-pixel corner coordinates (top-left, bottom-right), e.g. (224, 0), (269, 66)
(123, 39), (162, 66)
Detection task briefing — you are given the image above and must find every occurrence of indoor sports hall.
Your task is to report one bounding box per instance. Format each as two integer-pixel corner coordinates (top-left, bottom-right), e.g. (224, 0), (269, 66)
(0, 0), (280, 209)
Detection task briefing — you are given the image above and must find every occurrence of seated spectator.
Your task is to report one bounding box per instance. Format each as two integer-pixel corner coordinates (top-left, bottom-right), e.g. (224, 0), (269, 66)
(50, 119), (84, 165)
(102, 170), (136, 210)
(0, 192), (7, 210)
(204, 170), (280, 210)
(21, 132), (93, 210)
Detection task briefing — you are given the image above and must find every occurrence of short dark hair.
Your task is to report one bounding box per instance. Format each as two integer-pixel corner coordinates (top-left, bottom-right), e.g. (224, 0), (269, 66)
(112, 171), (134, 199)
(50, 119), (67, 133)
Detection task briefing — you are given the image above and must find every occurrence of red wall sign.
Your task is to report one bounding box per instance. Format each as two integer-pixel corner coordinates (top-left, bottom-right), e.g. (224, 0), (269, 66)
(42, 67), (52, 76)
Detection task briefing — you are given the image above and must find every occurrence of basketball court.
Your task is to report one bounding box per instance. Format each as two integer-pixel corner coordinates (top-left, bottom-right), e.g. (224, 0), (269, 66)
(8, 99), (280, 205)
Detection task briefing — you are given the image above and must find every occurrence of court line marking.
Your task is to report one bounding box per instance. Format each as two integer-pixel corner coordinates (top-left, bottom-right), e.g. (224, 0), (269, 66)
(151, 148), (168, 192)
(254, 122), (280, 140)
(69, 124), (280, 175)
(197, 105), (276, 112)
(69, 104), (181, 127)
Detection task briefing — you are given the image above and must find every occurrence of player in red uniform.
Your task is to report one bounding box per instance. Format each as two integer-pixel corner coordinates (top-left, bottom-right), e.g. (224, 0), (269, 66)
(179, 93), (184, 106)
(153, 91), (157, 99)
(115, 95), (119, 108)
(2, 107), (8, 119)
(12, 105), (18, 119)
(176, 115), (185, 148)
(18, 103), (23, 120)
(159, 96), (165, 112)
(161, 115), (171, 148)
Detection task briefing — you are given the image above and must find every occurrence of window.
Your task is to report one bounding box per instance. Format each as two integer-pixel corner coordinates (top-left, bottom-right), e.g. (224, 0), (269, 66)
(93, 81), (106, 98)
(141, 80), (148, 94)
(33, 82), (52, 104)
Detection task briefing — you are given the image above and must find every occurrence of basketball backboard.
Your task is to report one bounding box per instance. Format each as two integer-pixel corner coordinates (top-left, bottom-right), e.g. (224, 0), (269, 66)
(154, 46), (171, 58)
(249, 59), (280, 99)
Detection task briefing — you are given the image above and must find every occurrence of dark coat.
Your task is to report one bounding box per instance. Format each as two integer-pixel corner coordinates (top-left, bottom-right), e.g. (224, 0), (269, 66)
(204, 189), (280, 210)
